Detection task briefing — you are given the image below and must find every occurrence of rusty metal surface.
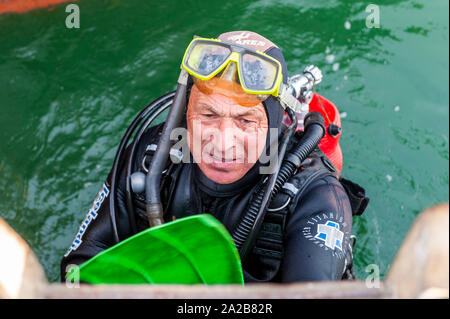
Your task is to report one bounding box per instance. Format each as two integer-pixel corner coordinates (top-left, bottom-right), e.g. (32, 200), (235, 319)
(0, 0), (73, 14)
(43, 281), (390, 299)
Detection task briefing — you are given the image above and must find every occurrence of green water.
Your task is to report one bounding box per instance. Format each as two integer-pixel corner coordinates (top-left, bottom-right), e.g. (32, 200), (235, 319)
(0, 0), (448, 282)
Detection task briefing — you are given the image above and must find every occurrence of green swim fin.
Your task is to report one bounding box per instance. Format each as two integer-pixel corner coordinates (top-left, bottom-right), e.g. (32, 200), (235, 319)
(71, 214), (244, 285)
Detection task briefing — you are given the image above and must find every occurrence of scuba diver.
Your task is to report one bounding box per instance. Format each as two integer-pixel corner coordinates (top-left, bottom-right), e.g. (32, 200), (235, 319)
(61, 31), (369, 283)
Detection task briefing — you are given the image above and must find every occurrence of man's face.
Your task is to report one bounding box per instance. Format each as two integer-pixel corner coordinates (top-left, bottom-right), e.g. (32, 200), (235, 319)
(187, 85), (268, 184)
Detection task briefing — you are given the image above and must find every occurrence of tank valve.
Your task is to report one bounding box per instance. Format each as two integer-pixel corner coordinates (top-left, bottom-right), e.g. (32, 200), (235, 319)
(282, 65), (323, 130)
(286, 65), (323, 103)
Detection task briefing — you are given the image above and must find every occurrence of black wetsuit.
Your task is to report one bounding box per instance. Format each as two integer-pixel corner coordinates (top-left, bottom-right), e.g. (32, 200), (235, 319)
(61, 44), (368, 283)
(60, 122), (364, 283)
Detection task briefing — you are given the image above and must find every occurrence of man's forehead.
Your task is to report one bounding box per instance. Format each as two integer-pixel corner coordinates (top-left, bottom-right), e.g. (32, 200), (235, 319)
(202, 102), (262, 116)
(217, 31), (277, 52)
(189, 89), (266, 116)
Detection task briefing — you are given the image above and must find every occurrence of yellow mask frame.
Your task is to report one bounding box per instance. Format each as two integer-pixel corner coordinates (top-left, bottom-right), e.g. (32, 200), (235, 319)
(181, 37), (283, 98)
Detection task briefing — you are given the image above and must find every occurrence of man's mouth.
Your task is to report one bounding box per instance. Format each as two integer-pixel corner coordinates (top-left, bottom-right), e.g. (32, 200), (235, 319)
(203, 152), (238, 169)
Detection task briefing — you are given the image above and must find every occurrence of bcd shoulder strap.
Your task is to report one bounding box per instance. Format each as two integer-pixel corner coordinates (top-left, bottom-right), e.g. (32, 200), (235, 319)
(248, 148), (369, 281)
(246, 149), (335, 281)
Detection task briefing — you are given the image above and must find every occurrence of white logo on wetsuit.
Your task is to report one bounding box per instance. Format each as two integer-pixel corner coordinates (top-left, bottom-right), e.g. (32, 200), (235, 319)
(64, 184), (109, 257)
(314, 221), (344, 251)
(301, 212), (348, 259)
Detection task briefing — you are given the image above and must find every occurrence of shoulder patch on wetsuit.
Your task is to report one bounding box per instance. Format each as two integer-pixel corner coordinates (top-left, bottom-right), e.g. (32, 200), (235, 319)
(64, 183), (109, 257)
(301, 212), (350, 260)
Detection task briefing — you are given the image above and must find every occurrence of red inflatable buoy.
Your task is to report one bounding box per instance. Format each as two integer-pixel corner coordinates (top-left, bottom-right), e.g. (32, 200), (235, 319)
(309, 93), (343, 173)
(282, 93), (343, 173)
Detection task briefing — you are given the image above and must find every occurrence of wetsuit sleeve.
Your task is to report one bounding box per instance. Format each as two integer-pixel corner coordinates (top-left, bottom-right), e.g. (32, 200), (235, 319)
(59, 155), (135, 281)
(59, 183), (112, 280)
(59, 173), (132, 281)
(280, 175), (353, 282)
(59, 123), (165, 282)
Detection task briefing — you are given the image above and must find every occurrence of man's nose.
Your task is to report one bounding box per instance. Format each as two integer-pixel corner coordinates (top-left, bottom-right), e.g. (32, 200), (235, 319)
(216, 118), (237, 151)
(217, 117), (235, 131)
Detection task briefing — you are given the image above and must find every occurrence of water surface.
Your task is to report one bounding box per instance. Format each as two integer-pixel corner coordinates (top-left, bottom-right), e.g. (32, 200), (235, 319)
(0, 0), (448, 282)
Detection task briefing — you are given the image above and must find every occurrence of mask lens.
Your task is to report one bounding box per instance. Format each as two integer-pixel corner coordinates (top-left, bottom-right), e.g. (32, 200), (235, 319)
(186, 42), (231, 77)
(241, 53), (278, 91)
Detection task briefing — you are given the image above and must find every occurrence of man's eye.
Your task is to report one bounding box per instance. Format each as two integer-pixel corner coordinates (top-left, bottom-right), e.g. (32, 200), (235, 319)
(203, 114), (215, 118)
(240, 118), (255, 124)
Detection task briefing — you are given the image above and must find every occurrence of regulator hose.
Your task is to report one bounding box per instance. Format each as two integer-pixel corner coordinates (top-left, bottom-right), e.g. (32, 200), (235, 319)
(145, 83), (187, 227)
(232, 111), (326, 263)
(124, 96), (174, 235)
(232, 107), (297, 260)
(109, 91), (176, 243)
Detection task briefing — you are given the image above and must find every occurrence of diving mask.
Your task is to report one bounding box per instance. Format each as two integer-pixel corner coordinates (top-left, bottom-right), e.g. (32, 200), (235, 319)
(181, 37), (283, 107)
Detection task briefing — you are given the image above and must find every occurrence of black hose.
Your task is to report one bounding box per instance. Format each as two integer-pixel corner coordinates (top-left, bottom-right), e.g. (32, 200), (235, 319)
(232, 111), (325, 263)
(233, 107), (297, 261)
(145, 83), (187, 227)
(108, 91), (176, 243)
(273, 111), (325, 192)
(124, 96), (175, 235)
